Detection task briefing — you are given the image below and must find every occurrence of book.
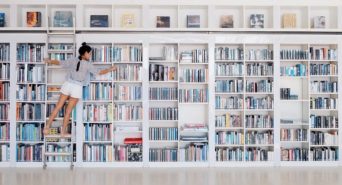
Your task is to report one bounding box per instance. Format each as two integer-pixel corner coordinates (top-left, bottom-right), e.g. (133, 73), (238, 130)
(90, 15), (108, 27)
(282, 13), (296, 28)
(0, 13), (5, 27)
(312, 16), (325, 29)
(250, 14), (264, 28)
(187, 15), (200, 28)
(156, 16), (170, 28)
(121, 14), (135, 28)
(220, 15), (233, 28)
(54, 11), (73, 27)
(26, 12), (42, 27)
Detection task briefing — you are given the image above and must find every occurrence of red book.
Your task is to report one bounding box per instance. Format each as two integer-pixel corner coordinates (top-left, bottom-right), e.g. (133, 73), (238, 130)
(124, 137), (142, 144)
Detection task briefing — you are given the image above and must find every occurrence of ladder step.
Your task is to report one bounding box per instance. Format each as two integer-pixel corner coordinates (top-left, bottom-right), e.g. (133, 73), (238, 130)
(45, 152), (72, 156)
(47, 32), (75, 35)
(45, 134), (72, 139)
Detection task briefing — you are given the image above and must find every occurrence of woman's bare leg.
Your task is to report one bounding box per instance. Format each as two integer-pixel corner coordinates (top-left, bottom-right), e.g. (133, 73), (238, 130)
(61, 97), (78, 137)
(43, 93), (69, 135)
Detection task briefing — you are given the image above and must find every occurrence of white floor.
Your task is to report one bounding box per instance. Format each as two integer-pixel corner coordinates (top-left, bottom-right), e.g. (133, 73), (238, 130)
(0, 167), (341, 185)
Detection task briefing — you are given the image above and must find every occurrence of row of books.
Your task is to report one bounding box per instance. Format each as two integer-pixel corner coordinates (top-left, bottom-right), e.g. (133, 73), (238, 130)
(0, 63), (10, 79)
(280, 128), (308, 141)
(281, 148), (309, 161)
(16, 65), (45, 83)
(16, 84), (45, 101)
(280, 88), (298, 100)
(216, 148), (243, 161)
(245, 131), (274, 145)
(0, 44), (10, 61)
(310, 115), (338, 129)
(112, 46), (143, 62)
(149, 64), (177, 81)
(245, 96), (273, 109)
(179, 143), (208, 162)
(83, 144), (112, 162)
(113, 104), (143, 121)
(83, 83), (113, 101)
(0, 104), (9, 120)
(245, 115), (273, 128)
(280, 64), (307, 77)
(180, 49), (208, 63)
(310, 131), (338, 145)
(149, 107), (178, 120)
(114, 85), (142, 101)
(91, 71), (112, 81)
(215, 131), (244, 145)
(180, 135), (208, 142)
(215, 96), (243, 109)
(246, 80), (273, 93)
(0, 144), (9, 162)
(149, 46), (177, 61)
(48, 44), (73, 51)
(91, 45), (112, 63)
(149, 87), (178, 100)
(215, 63), (243, 76)
(181, 123), (208, 132)
(179, 88), (208, 103)
(310, 47), (337, 60)
(245, 49), (273, 60)
(0, 123), (9, 140)
(16, 144), (42, 162)
(280, 49), (309, 60)
(16, 123), (43, 141)
(215, 80), (243, 93)
(149, 127), (178, 141)
(311, 147), (338, 161)
(215, 114), (242, 128)
(245, 149), (274, 161)
(16, 103), (44, 121)
(46, 144), (74, 162)
(179, 69), (208, 83)
(84, 123), (111, 141)
(0, 82), (9, 101)
(246, 63), (273, 76)
(149, 148), (178, 162)
(310, 97), (337, 109)
(83, 104), (113, 122)
(112, 65), (142, 81)
(310, 63), (337, 76)
(17, 44), (45, 63)
(310, 81), (338, 93)
(215, 47), (244, 60)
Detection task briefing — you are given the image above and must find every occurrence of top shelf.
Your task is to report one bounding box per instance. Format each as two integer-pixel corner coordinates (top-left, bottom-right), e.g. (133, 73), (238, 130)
(1, 3), (342, 32)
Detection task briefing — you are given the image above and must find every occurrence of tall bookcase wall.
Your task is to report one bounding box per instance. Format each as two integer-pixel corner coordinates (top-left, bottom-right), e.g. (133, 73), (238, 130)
(1, 1), (342, 31)
(0, 33), (342, 167)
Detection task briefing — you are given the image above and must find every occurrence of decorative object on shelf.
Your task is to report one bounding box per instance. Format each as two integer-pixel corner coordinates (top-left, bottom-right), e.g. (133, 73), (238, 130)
(121, 13), (135, 28)
(312, 16), (326, 29)
(187, 15), (200, 28)
(282, 13), (296, 28)
(53, 11), (73, 27)
(0, 12), (5, 27)
(220, 15), (233, 28)
(90, 15), (108, 27)
(250, 14), (264, 28)
(26, 12), (42, 27)
(156, 16), (170, 28)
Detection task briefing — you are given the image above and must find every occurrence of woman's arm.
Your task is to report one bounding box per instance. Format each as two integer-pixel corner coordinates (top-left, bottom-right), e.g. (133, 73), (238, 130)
(44, 58), (60, 65)
(98, 66), (117, 75)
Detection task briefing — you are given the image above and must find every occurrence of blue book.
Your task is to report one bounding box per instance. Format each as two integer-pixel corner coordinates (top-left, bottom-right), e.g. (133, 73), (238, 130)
(54, 11), (73, 27)
(90, 15), (108, 27)
(0, 13), (5, 27)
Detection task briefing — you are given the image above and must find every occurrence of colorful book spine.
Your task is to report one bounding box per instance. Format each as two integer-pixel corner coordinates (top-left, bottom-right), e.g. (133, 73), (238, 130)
(84, 123), (111, 141)
(114, 85), (141, 101)
(0, 144), (10, 162)
(216, 147), (243, 161)
(91, 45), (112, 63)
(245, 80), (273, 93)
(280, 64), (307, 76)
(245, 131), (274, 144)
(113, 104), (143, 121)
(83, 144), (112, 162)
(16, 84), (46, 101)
(16, 103), (44, 121)
(215, 96), (243, 109)
(113, 65), (142, 81)
(83, 83), (113, 101)
(149, 127), (178, 140)
(0, 123), (9, 141)
(310, 81), (338, 93)
(215, 47), (243, 60)
(16, 144), (42, 162)
(215, 113), (242, 128)
(246, 63), (273, 76)
(246, 49), (273, 60)
(17, 44), (45, 63)
(280, 129), (308, 141)
(149, 87), (178, 100)
(215, 131), (244, 145)
(309, 47), (337, 60)
(112, 45), (143, 62)
(149, 107), (178, 120)
(0, 63), (10, 80)
(245, 96), (273, 109)
(16, 65), (45, 83)
(310, 131), (338, 145)
(0, 44), (10, 62)
(245, 115), (273, 128)
(216, 63), (244, 76)
(83, 104), (113, 122)
(0, 82), (10, 101)
(281, 148), (309, 161)
(179, 88), (208, 103)
(310, 97), (338, 109)
(179, 69), (208, 83)
(310, 147), (338, 161)
(215, 80), (243, 93)
(16, 123), (43, 141)
(310, 63), (337, 75)
(310, 115), (338, 128)
(280, 49), (309, 60)
(179, 143), (208, 162)
(245, 148), (274, 161)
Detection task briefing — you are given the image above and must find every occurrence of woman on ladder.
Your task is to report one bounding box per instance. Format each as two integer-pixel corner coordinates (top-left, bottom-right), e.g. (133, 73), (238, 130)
(43, 42), (116, 137)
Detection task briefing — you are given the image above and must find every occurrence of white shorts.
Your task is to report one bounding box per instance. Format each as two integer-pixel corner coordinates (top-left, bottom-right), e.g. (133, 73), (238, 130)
(60, 81), (83, 99)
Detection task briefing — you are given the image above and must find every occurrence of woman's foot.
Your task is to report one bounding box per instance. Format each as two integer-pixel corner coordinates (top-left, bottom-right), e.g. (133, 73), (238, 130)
(43, 126), (50, 135)
(60, 126), (70, 138)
